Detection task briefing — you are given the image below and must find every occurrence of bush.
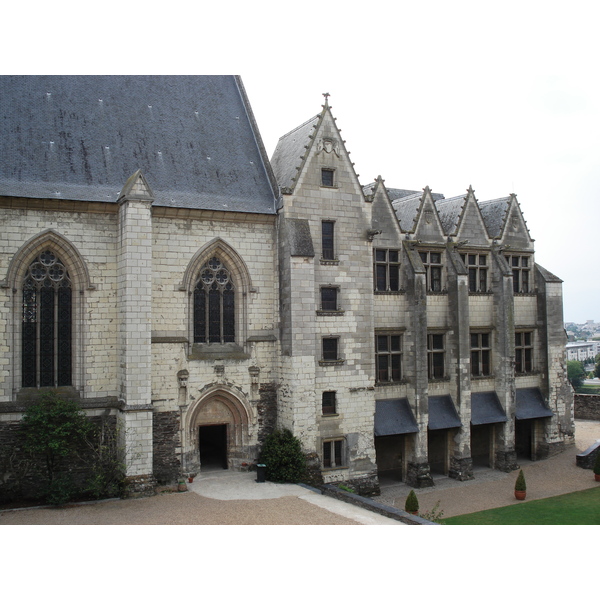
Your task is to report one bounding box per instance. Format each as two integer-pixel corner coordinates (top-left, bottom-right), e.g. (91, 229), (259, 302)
(21, 391), (94, 502)
(405, 489), (419, 513)
(259, 429), (306, 483)
(515, 469), (526, 491)
(593, 452), (600, 476)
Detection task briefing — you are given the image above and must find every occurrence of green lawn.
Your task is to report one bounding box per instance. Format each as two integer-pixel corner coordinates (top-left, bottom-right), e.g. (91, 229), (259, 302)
(441, 487), (600, 525)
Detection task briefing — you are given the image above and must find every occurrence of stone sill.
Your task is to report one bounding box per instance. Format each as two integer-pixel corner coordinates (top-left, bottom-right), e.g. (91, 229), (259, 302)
(188, 343), (251, 361)
(316, 310), (345, 316)
(320, 259), (340, 266)
(374, 290), (405, 295)
(375, 380), (408, 387)
(318, 359), (345, 367)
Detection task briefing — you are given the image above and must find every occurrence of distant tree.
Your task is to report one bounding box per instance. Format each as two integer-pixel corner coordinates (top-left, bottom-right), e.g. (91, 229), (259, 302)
(567, 360), (586, 389)
(595, 356), (600, 379)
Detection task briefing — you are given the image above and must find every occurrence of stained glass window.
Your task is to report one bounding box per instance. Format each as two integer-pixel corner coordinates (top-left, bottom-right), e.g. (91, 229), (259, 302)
(193, 257), (235, 343)
(22, 250), (72, 387)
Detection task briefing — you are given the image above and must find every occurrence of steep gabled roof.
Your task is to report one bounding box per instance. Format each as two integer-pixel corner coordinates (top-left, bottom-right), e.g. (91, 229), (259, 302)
(270, 115), (320, 192)
(0, 75), (278, 214)
(391, 192), (423, 232)
(478, 196), (512, 238)
(436, 193), (468, 236)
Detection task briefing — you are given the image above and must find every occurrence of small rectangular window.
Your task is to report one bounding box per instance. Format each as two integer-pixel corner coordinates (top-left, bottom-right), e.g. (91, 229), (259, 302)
(375, 333), (403, 382)
(470, 331), (491, 376)
(323, 439), (344, 468)
(321, 168), (335, 187)
(515, 330), (534, 373)
(322, 391), (337, 415)
(374, 249), (401, 291)
(322, 337), (339, 361)
(322, 221), (335, 260)
(320, 287), (338, 311)
(460, 253), (489, 293)
(506, 254), (532, 293)
(420, 250), (443, 292)
(427, 333), (445, 379)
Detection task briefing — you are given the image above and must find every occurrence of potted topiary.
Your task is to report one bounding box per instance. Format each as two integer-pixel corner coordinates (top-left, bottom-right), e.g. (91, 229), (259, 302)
(405, 489), (419, 515)
(593, 452), (600, 482)
(514, 469), (526, 500)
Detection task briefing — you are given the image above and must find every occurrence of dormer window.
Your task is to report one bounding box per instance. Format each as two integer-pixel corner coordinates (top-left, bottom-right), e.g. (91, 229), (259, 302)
(321, 168), (335, 187)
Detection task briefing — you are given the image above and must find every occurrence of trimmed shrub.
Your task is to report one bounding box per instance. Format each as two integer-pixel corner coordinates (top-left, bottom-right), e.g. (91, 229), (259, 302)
(515, 469), (526, 492)
(405, 489), (419, 513)
(259, 428), (306, 483)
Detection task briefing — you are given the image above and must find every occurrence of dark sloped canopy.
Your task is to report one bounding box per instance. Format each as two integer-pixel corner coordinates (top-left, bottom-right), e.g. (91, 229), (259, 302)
(516, 388), (554, 420)
(374, 398), (419, 436)
(471, 392), (508, 425)
(428, 395), (462, 430)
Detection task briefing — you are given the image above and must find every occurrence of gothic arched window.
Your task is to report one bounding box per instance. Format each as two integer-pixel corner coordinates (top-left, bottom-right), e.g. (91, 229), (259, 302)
(193, 256), (235, 343)
(22, 250), (72, 387)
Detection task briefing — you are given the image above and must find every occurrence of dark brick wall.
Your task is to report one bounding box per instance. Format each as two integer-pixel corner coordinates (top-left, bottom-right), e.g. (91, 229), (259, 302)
(0, 414), (118, 504)
(574, 394), (600, 420)
(152, 410), (181, 484)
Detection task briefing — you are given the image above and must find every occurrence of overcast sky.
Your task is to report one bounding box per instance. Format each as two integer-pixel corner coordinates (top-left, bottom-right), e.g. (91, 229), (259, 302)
(8, 1), (600, 324)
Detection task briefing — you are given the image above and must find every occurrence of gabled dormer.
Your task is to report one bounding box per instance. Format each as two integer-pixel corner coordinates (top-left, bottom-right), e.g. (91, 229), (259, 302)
(479, 194), (534, 250)
(270, 95), (366, 210)
(413, 187), (446, 243)
(367, 176), (403, 246)
(438, 186), (490, 247)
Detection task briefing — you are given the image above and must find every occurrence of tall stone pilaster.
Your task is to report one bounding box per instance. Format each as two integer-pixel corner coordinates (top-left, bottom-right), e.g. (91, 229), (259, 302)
(117, 170), (155, 494)
(447, 248), (473, 481)
(492, 247), (518, 471)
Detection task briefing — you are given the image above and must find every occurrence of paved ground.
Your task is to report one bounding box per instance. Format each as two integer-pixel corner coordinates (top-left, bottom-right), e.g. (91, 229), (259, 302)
(1, 420), (598, 525)
(378, 419), (600, 518)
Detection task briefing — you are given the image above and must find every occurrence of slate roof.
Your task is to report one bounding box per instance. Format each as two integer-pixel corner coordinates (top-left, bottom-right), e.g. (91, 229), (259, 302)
(478, 196), (511, 239)
(270, 115), (320, 192)
(0, 75), (278, 214)
(435, 194), (468, 236)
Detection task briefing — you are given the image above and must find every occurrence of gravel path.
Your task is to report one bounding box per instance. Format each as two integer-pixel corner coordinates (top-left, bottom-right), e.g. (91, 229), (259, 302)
(377, 420), (600, 518)
(2, 420), (598, 525)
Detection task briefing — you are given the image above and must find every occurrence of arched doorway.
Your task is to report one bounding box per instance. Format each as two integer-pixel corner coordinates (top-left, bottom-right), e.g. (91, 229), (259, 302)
(185, 388), (252, 474)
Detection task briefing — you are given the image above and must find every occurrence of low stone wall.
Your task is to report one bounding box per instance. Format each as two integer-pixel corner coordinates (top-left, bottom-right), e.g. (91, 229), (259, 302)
(574, 394), (600, 420)
(318, 483), (436, 525)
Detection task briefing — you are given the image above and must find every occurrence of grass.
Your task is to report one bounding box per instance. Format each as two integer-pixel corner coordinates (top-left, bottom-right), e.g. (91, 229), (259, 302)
(441, 486), (600, 525)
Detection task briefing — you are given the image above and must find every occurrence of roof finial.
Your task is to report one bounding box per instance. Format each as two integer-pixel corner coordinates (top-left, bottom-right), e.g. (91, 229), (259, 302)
(322, 92), (330, 105)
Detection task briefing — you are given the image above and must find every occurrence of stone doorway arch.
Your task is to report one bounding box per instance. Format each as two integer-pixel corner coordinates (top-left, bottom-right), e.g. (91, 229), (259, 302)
(184, 387), (252, 474)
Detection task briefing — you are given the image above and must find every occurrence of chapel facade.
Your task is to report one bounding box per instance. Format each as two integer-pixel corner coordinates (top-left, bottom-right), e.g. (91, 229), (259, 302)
(0, 76), (574, 498)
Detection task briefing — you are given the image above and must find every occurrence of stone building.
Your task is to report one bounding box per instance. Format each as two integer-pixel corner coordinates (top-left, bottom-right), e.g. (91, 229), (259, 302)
(0, 76), (574, 498)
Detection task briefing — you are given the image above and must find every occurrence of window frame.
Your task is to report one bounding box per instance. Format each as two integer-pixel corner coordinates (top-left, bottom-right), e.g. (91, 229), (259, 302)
(470, 331), (491, 377)
(321, 168), (335, 187)
(427, 332), (446, 380)
(193, 256), (236, 344)
(375, 332), (403, 383)
(374, 248), (401, 292)
(515, 330), (534, 374)
(322, 438), (345, 469)
(321, 336), (340, 362)
(320, 286), (339, 312)
(322, 391), (337, 415)
(506, 254), (532, 294)
(21, 250), (73, 388)
(419, 250), (444, 292)
(321, 220), (336, 261)
(460, 252), (489, 293)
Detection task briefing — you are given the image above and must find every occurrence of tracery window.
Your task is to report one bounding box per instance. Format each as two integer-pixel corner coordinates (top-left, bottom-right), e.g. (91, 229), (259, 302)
(193, 256), (235, 343)
(22, 250), (72, 387)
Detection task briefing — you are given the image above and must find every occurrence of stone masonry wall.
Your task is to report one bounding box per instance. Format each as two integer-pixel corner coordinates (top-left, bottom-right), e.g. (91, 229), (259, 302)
(574, 394), (600, 420)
